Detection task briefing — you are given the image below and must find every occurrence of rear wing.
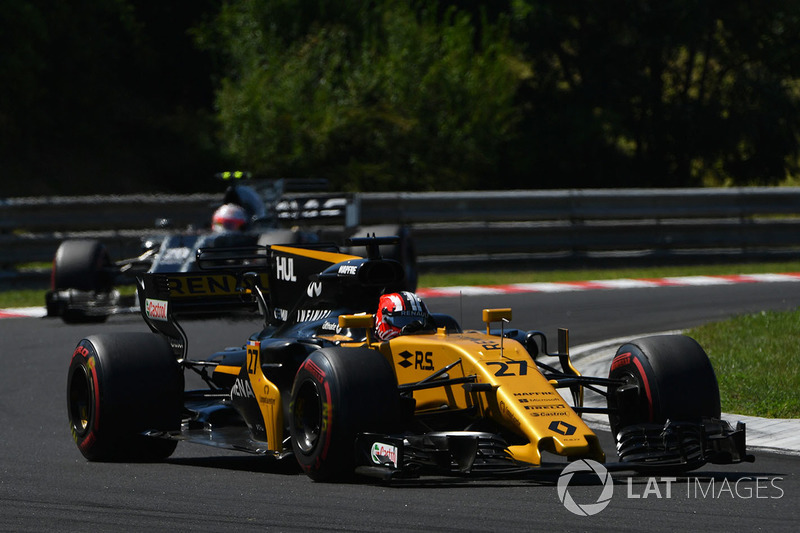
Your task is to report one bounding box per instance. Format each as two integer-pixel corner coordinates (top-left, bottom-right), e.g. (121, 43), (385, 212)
(216, 172), (360, 229)
(136, 238), (404, 358)
(137, 258), (269, 359)
(274, 192), (359, 228)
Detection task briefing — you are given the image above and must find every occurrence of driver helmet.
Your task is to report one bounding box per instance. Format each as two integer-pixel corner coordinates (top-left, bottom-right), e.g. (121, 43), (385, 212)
(375, 291), (431, 341)
(212, 203), (248, 232)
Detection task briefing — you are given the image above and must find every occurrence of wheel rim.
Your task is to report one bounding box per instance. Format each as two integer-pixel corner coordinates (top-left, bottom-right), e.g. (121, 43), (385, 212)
(68, 365), (93, 436)
(293, 380), (322, 454)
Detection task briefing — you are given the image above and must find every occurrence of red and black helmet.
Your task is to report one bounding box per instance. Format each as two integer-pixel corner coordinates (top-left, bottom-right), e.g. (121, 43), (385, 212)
(375, 291), (431, 341)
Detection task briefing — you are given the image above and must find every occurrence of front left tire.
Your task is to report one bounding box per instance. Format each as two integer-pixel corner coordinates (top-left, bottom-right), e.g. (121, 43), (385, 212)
(67, 332), (184, 461)
(289, 347), (399, 481)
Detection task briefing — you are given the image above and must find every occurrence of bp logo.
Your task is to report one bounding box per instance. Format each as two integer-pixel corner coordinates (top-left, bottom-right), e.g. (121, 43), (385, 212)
(557, 459), (614, 516)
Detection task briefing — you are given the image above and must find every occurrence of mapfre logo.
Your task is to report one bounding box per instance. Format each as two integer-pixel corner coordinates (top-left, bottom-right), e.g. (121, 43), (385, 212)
(145, 299), (168, 321)
(557, 459), (614, 516)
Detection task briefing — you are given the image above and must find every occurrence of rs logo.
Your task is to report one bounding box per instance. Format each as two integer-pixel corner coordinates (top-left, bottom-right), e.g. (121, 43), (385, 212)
(415, 351), (433, 371)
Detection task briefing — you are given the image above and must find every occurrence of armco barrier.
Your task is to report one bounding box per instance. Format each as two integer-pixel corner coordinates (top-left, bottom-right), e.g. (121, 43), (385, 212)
(2, 188), (800, 276)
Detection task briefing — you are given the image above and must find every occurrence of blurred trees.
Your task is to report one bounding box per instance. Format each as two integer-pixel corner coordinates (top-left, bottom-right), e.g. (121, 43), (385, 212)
(2, 1), (800, 195)
(0, 0), (225, 196)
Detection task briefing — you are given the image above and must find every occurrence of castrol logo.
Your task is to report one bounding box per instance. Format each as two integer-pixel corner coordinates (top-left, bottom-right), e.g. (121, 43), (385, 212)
(370, 442), (398, 467)
(145, 298), (169, 321)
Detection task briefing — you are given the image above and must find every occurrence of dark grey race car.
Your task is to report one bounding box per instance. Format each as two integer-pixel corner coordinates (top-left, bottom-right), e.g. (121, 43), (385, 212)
(46, 175), (417, 323)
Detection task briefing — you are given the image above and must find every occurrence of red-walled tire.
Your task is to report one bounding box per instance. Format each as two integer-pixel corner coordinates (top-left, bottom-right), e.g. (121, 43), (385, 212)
(289, 347), (399, 481)
(607, 334), (721, 437)
(67, 333), (183, 462)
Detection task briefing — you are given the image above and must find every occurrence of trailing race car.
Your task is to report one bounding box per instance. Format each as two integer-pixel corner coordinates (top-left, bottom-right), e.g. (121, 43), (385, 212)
(66, 236), (752, 481)
(47, 174), (417, 323)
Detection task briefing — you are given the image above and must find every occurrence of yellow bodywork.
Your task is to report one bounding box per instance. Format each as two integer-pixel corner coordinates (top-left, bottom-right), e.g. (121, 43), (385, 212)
(236, 308), (604, 465)
(377, 330), (604, 465)
(245, 341), (283, 450)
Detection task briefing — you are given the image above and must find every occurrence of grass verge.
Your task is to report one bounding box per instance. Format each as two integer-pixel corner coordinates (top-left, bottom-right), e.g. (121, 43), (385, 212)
(418, 260), (800, 287)
(687, 310), (800, 418)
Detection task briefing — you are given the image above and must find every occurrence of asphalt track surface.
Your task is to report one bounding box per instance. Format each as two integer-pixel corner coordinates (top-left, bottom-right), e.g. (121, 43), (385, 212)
(2, 282), (799, 531)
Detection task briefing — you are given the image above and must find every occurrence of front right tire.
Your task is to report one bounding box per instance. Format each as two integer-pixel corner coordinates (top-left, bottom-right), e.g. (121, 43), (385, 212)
(606, 334), (721, 469)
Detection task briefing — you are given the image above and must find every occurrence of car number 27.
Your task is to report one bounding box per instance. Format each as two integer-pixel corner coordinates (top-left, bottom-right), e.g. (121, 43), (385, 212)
(486, 360), (528, 377)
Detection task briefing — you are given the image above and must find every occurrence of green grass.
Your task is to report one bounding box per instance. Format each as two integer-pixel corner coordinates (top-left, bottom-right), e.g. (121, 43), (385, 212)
(0, 289), (50, 308)
(687, 310), (800, 418)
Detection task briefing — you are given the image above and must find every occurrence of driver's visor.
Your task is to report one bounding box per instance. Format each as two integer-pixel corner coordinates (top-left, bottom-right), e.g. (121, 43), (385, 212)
(382, 310), (429, 329)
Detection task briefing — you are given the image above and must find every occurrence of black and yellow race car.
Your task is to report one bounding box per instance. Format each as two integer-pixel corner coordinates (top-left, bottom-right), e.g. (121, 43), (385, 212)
(66, 236), (752, 481)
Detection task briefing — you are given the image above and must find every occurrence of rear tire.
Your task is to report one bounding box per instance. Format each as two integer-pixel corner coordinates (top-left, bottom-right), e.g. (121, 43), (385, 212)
(289, 347), (399, 481)
(67, 333), (183, 462)
(52, 240), (115, 323)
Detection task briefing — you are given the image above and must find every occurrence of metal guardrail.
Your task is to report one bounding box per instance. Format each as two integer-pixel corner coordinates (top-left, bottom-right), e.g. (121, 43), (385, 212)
(3, 188), (800, 277)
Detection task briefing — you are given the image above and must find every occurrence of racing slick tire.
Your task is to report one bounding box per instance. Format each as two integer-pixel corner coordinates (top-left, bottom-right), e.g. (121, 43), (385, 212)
(289, 347), (399, 482)
(607, 335), (721, 469)
(52, 239), (114, 323)
(67, 332), (183, 462)
(348, 225), (418, 292)
(53, 239), (114, 292)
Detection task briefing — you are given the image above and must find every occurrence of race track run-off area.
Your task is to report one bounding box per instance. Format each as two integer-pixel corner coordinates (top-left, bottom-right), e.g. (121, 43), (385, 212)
(415, 272), (800, 298)
(4, 272), (800, 319)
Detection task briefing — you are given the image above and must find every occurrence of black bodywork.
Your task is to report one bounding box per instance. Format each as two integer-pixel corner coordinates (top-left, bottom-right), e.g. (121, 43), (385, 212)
(46, 177), (417, 322)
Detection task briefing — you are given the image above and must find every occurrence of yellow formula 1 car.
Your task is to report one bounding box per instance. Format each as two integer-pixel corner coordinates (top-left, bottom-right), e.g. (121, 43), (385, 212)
(66, 237), (752, 481)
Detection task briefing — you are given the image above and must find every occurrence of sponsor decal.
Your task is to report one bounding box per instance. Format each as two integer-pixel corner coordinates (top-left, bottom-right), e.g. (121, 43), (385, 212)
(513, 391), (556, 397)
(320, 321), (343, 334)
(145, 298), (168, 321)
(398, 351), (413, 368)
(303, 359), (326, 383)
(159, 247), (191, 265)
(72, 345), (90, 360)
(517, 397), (558, 403)
(525, 403), (568, 417)
(259, 385), (277, 405)
(466, 338), (501, 350)
(397, 350), (433, 371)
(498, 400), (522, 428)
(307, 281), (322, 298)
(231, 377), (256, 399)
(371, 442), (398, 467)
(275, 256), (297, 282)
(297, 309), (332, 322)
(274, 308), (289, 322)
(549, 420), (577, 435)
(337, 264), (358, 276)
(168, 275), (239, 297)
(610, 352), (631, 371)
